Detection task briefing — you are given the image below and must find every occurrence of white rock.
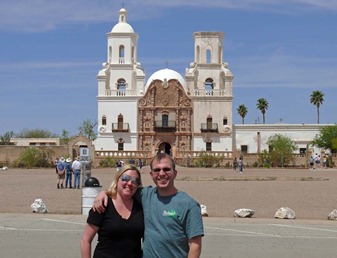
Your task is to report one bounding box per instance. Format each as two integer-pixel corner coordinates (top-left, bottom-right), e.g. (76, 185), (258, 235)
(275, 207), (296, 219)
(200, 204), (208, 217)
(31, 198), (48, 213)
(234, 208), (255, 218)
(328, 210), (337, 220)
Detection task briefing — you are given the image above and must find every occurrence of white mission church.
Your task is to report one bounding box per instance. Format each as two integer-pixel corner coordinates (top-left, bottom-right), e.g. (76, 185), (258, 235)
(93, 8), (328, 157)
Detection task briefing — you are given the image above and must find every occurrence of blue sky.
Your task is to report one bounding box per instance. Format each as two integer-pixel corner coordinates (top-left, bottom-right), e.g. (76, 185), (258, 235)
(1, 0), (337, 136)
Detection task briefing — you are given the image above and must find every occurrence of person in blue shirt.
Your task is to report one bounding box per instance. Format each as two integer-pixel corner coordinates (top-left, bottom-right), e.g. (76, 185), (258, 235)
(56, 157), (66, 189)
(94, 153), (204, 258)
(64, 158), (73, 188)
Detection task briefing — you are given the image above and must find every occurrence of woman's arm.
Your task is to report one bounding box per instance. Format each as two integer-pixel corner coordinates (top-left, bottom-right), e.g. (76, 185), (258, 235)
(80, 224), (99, 258)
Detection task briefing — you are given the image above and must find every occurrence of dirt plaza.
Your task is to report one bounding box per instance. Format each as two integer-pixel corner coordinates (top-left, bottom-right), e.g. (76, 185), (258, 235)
(0, 166), (337, 220)
(1, 166), (337, 258)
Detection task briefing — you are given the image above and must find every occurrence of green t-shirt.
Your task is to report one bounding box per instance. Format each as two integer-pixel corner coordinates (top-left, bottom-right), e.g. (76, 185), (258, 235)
(140, 186), (204, 257)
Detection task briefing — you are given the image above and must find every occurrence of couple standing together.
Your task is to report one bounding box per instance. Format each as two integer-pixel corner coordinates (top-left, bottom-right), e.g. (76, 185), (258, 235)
(81, 153), (204, 258)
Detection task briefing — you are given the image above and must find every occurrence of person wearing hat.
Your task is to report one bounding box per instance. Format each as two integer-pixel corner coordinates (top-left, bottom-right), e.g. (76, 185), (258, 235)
(56, 157), (66, 189)
(65, 157), (73, 188)
(72, 156), (82, 189)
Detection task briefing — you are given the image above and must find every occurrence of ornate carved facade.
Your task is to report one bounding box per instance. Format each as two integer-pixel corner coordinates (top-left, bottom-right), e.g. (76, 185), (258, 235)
(138, 79), (192, 153)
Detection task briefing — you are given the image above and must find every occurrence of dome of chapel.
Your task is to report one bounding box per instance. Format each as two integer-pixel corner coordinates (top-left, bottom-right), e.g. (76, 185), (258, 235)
(145, 68), (186, 91)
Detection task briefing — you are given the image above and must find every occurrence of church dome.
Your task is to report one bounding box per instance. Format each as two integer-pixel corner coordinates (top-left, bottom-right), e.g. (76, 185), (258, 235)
(145, 68), (186, 90)
(111, 8), (134, 33)
(111, 23), (134, 33)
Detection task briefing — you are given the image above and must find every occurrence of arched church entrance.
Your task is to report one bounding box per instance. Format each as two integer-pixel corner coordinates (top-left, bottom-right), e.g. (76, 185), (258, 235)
(158, 142), (171, 155)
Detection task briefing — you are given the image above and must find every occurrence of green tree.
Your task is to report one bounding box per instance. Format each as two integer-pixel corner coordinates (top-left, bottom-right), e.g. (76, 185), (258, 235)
(256, 98), (269, 124)
(15, 128), (58, 138)
(312, 125), (337, 153)
(310, 90), (324, 124)
(79, 119), (97, 140)
(0, 131), (15, 145)
(60, 129), (70, 144)
(237, 104), (248, 124)
(267, 134), (298, 167)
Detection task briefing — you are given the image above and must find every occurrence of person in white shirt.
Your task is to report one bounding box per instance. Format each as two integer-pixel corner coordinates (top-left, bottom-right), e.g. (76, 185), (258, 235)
(72, 156), (82, 189)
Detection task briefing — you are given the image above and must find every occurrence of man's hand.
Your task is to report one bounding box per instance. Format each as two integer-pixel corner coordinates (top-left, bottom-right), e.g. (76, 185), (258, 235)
(93, 191), (108, 213)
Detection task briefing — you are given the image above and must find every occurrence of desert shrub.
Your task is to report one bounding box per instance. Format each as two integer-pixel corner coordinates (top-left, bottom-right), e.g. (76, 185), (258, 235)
(99, 157), (117, 168)
(258, 150), (271, 167)
(195, 152), (223, 167)
(16, 147), (54, 168)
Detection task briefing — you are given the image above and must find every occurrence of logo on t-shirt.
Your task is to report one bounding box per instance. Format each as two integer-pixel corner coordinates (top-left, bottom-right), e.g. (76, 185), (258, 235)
(163, 209), (177, 218)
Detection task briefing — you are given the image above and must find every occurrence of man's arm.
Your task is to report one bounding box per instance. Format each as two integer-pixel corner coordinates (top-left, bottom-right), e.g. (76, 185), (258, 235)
(93, 191), (108, 213)
(188, 235), (202, 258)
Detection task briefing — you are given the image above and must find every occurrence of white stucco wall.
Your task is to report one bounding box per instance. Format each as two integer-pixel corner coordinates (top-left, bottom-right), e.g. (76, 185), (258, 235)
(233, 124), (328, 154)
(95, 98), (139, 151)
(193, 136), (232, 151)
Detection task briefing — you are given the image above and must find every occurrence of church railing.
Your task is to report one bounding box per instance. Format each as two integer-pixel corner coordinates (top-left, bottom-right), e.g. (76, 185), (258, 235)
(192, 89), (226, 96)
(200, 123), (218, 132)
(177, 151), (233, 159)
(95, 150), (152, 159)
(111, 123), (129, 132)
(105, 89), (138, 96)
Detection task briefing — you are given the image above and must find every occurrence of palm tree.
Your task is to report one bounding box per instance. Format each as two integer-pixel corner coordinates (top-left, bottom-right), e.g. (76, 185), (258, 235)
(310, 90), (324, 124)
(237, 104), (248, 124)
(256, 98), (269, 124)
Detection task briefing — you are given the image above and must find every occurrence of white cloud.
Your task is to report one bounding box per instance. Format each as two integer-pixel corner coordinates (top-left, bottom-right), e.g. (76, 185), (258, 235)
(0, 0), (336, 32)
(0, 61), (98, 72)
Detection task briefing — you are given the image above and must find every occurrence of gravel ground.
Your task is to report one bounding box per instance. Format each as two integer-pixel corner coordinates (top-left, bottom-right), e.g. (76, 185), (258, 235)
(1, 166), (336, 220)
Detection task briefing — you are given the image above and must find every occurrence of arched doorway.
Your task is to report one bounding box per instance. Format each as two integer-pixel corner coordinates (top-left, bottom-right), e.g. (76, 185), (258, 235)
(158, 142), (171, 155)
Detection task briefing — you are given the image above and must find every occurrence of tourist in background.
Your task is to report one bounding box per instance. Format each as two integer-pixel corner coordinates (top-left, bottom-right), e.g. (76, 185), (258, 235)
(72, 156), (82, 189)
(309, 156), (315, 170)
(56, 157), (66, 189)
(233, 157), (238, 172)
(54, 157), (59, 174)
(323, 155), (327, 169)
(65, 157), (73, 188)
(138, 158), (143, 170)
(238, 157), (243, 173)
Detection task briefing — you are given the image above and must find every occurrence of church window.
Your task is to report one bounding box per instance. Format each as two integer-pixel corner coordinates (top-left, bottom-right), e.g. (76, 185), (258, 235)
(223, 117), (228, 125)
(206, 49), (211, 63)
(119, 45), (125, 64)
(207, 116), (212, 130)
(118, 114), (124, 130)
(102, 115), (106, 125)
(117, 79), (126, 96)
(118, 138), (124, 151)
(241, 145), (248, 154)
(206, 142), (212, 151)
(204, 78), (213, 95)
(162, 114), (169, 127)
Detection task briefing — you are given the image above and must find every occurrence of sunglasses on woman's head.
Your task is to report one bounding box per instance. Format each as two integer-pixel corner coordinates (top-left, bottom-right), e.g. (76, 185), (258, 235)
(120, 174), (140, 185)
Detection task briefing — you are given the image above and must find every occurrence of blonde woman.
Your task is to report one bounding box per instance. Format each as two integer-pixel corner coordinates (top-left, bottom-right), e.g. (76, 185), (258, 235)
(81, 164), (144, 258)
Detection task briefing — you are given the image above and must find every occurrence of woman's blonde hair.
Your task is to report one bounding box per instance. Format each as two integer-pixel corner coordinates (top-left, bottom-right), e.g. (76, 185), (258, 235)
(106, 164), (142, 198)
